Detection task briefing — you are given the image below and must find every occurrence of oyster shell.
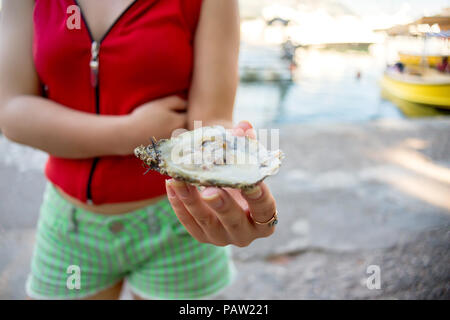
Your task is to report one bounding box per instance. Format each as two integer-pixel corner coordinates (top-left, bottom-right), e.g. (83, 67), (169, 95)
(134, 126), (284, 189)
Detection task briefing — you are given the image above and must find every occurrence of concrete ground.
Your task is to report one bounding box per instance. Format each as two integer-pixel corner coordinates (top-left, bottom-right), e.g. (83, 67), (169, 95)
(0, 118), (449, 299)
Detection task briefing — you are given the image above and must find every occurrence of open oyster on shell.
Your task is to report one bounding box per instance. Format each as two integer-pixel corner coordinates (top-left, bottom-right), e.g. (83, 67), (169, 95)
(134, 126), (284, 189)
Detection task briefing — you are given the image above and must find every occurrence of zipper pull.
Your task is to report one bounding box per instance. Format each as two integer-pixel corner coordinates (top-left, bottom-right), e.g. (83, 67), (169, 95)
(90, 41), (99, 87)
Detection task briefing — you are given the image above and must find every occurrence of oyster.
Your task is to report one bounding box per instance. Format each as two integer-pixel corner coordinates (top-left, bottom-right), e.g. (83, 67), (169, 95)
(134, 126), (284, 189)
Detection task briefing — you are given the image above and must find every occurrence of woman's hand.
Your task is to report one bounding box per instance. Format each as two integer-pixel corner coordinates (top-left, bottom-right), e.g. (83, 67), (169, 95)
(165, 121), (277, 247)
(122, 95), (187, 154)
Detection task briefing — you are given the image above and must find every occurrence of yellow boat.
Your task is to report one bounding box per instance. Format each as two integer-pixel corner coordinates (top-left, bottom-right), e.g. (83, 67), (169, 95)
(399, 53), (447, 68)
(380, 69), (450, 109)
(381, 89), (450, 118)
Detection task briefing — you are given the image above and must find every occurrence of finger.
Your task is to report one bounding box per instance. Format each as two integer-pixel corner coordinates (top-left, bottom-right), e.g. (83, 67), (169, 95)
(241, 182), (277, 234)
(169, 180), (217, 228)
(224, 187), (249, 212)
(167, 179), (230, 245)
(201, 187), (254, 246)
(165, 181), (208, 243)
(232, 120), (256, 139)
(236, 120), (253, 132)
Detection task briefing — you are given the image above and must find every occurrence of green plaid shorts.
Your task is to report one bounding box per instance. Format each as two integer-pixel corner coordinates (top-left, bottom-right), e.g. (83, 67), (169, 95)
(26, 183), (235, 299)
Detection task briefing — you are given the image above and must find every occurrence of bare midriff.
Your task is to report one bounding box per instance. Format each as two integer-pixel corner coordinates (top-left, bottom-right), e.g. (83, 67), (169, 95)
(55, 185), (167, 215)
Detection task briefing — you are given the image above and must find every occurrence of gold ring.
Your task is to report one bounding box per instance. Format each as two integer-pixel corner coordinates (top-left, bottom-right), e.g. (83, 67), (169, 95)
(250, 210), (278, 227)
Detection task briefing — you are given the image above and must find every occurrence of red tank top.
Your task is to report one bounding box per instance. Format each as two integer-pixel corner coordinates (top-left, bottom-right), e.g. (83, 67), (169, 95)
(33, 0), (203, 204)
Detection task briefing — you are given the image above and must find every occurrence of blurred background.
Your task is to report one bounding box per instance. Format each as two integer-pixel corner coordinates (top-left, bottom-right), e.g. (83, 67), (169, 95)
(1, 0), (449, 299)
(235, 0), (450, 126)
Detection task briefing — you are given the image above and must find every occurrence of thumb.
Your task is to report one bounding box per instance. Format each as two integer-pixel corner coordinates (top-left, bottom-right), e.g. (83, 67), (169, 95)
(233, 120), (256, 139)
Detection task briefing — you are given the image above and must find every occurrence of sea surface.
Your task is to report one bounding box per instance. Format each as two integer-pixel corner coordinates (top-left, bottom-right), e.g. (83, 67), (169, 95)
(233, 47), (448, 128)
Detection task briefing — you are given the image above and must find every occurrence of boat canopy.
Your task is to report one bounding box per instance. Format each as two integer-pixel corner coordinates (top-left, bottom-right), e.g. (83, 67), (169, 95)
(376, 10), (450, 37)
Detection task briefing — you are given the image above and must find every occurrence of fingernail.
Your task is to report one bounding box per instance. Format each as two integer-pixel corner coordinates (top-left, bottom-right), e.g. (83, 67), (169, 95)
(239, 120), (253, 129)
(171, 179), (190, 197)
(201, 188), (223, 209)
(165, 180), (176, 198)
(243, 185), (262, 200)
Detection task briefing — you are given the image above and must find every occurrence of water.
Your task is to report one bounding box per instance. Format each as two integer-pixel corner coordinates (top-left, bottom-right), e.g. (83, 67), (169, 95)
(234, 48), (405, 128)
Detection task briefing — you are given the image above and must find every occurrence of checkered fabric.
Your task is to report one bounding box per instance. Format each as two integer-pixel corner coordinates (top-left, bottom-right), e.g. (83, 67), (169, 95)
(26, 183), (235, 299)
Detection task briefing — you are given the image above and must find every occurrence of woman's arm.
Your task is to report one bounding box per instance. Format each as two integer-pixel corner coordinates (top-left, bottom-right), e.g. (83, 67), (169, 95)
(187, 0), (240, 130)
(0, 0), (126, 158)
(0, 0), (186, 159)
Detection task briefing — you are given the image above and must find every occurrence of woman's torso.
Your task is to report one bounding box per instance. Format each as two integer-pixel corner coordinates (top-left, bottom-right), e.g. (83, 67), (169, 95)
(33, 0), (202, 213)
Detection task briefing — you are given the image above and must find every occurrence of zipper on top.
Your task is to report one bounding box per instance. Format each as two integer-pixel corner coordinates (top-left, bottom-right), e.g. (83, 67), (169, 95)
(75, 0), (139, 204)
(86, 41), (100, 204)
(90, 41), (99, 88)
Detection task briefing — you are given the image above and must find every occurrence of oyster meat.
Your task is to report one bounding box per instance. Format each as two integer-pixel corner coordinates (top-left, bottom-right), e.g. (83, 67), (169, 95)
(134, 126), (284, 189)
